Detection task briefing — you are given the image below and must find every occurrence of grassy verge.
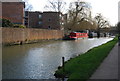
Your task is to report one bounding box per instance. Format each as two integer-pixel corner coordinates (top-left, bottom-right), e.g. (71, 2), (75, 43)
(54, 37), (118, 81)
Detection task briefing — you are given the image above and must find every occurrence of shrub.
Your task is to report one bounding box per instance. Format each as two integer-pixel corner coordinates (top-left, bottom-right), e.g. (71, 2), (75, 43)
(1, 18), (13, 27)
(13, 24), (26, 28)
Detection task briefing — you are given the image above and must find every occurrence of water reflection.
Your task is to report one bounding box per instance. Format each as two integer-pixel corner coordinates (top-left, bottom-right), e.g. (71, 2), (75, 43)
(3, 38), (113, 79)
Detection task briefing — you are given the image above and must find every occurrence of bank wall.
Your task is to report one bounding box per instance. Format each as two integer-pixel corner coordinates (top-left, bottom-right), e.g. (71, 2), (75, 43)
(2, 27), (64, 45)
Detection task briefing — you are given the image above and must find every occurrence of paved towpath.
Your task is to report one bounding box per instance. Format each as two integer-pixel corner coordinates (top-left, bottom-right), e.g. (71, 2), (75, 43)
(89, 43), (119, 80)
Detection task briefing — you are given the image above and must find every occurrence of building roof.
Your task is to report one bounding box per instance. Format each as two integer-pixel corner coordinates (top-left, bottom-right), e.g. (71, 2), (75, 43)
(1, 0), (25, 8)
(25, 11), (43, 14)
(43, 11), (61, 13)
(0, 0), (23, 2)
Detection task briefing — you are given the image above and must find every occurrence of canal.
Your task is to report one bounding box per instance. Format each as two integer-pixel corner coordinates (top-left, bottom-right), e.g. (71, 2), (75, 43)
(2, 38), (113, 79)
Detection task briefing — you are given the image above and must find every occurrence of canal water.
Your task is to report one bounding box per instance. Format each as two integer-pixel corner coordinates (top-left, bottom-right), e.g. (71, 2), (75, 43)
(2, 38), (113, 79)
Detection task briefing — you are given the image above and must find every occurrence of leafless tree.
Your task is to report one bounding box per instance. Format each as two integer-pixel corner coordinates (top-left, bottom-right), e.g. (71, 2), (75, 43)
(44, 0), (66, 13)
(94, 13), (110, 29)
(94, 13), (110, 37)
(24, 0), (33, 11)
(65, 1), (93, 31)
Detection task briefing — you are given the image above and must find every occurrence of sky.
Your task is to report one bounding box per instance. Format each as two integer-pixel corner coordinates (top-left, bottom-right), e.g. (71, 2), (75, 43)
(27, 0), (119, 26)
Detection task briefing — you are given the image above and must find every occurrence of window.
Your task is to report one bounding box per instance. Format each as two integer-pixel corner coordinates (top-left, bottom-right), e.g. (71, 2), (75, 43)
(39, 15), (42, 18)
(48, 26), (51, 29)
(25, 11), (28, 16)
(38, 21), (42, 25)
(48, 19), (51, 21)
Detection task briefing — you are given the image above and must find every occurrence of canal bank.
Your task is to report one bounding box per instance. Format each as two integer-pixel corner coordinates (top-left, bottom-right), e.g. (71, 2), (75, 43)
(89, 43), (119, 80)
(54, 37), (117, 81)
(2, 27), (64, 46)
(2, 38), (113, 79)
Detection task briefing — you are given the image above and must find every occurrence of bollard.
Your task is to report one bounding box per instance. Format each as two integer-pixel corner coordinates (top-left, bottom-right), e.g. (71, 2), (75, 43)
(62, 57), (65, 81)
(118, 35), (120, 46)
(20, 41), (23, 45)
(62, 57), (65, 72)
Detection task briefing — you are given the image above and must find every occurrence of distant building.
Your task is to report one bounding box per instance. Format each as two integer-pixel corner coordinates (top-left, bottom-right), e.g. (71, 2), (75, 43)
(25, 11), (42, 28)
(1, 1), (66, 30)
(109, 27), (118, 35)
(1, 1), (25, 25)
(42, 12), (65, 30)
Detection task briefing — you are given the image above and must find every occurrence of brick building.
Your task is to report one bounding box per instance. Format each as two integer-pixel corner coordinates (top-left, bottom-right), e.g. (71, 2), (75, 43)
(42, 12), (65, 30)
(1, 1), (25, 25)
(25, 11), (66, 29)
(1, 1), (66, 30)
(25, 11), (42, 28)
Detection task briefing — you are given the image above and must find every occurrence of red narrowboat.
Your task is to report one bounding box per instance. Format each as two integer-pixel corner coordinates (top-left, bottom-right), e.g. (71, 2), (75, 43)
(69, 32), (88, 40)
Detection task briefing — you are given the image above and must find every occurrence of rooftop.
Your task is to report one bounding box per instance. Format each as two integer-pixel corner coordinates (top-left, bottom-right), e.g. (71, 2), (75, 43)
(0, 0), (23, 2)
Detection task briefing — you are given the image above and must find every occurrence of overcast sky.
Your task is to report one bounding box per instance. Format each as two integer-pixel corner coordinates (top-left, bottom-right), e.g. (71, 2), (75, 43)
(26, 0), (119, 26)
(2, 0), (117, 25)
(1, 0), (119, 25)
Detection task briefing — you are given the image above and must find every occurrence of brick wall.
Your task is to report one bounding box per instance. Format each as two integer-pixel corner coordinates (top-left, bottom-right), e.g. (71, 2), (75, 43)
(42, 12), (61, 30)
(29, 12), (42, 28)
(2, 27), (64, 45)
(2, 2), (25, 25)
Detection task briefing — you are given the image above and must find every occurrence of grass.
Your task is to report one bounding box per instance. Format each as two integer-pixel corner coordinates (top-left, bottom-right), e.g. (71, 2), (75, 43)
(54, 37), (118, 81)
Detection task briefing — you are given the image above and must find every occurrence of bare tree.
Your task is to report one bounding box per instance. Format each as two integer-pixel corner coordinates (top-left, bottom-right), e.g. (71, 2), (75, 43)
(24, 0), (33, 11)
(44, 0), (66, 13)
(65, 1), (93, 31)
(94, 13), (110, 37)
(94, 13), (110, 29)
